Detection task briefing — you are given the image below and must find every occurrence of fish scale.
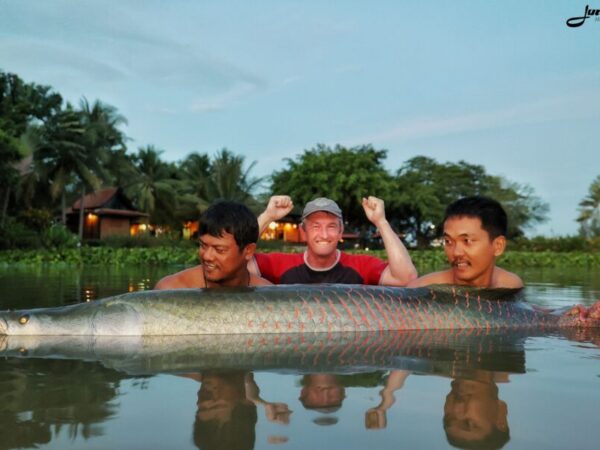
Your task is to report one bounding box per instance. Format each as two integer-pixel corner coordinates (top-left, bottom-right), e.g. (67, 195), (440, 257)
(0, 284), (599, 336)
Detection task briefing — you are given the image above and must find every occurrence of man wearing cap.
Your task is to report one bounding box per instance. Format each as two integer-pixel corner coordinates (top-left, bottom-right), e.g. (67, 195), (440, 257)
(248, 195), (417, 286)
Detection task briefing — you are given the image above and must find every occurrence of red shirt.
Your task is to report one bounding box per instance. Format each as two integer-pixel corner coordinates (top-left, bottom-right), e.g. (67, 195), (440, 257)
(254, 251), (387, 285)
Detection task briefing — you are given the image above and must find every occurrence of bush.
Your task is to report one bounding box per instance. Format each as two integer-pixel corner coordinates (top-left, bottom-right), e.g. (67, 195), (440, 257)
(100, 234), (196, 249)
(41, 224), (79, 249)
(17, 208), (53, 230)
(0, 218), (41, 249)
(510, 235), (600, 252)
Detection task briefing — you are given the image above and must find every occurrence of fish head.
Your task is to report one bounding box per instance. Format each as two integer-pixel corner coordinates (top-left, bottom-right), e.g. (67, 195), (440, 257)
(0, 310), (50, 335)
(0, 313), (7, 335)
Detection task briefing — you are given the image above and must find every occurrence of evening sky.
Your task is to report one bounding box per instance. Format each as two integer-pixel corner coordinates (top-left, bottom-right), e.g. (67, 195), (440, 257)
(1, 0), (599, 235)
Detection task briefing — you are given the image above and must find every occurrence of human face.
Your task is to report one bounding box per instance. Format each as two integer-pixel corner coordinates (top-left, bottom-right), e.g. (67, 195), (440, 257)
(442, 216), (505, 287)
(303, 212), (343, 259)
(199, 232), (254, 286)
(299, 374), (345, 410)
(197, 374), (244, 424)
(443, 379), (507, 443)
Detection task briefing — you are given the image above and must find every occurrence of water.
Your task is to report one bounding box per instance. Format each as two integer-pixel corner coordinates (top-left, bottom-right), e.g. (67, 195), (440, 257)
(0, 265), (599, 450)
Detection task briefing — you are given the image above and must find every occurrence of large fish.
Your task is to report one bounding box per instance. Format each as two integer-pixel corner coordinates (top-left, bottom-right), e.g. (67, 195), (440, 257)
(0, 284), (599, 336)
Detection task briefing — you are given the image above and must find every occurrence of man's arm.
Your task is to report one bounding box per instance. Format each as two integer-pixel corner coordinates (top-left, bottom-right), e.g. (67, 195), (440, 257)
(250, 195), (295, 279)
(257, 195), (294, 234)
(362, 196), (417, 286)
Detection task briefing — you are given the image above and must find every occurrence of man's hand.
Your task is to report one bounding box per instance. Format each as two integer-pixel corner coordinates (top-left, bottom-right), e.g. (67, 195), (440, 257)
(362, 196), (386, 227)
(263, 402), (292, 424)
(258, 195), (294, 234)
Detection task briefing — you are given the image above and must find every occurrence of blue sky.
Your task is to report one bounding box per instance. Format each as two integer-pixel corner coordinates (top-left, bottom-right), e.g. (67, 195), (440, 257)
(1, 0), (599, 236)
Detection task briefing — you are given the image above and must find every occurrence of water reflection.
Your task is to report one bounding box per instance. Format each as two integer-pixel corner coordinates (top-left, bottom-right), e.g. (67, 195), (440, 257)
(0, 358), (126, 450)
(444, 375), (509, 449)
(1, 327), (600, 449)
(187, 371), (291, 449)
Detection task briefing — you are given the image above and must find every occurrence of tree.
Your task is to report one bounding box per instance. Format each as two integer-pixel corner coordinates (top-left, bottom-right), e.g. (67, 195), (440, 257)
(204, 148), (264, 209)
(0, 71), (62, 136)
(0, 71), (62, 222)
(270, 144), (393, 227)
(391, 156), (548, 245)
(36, 106), (105, 234)
(577, 175), (600, 238)
(0, 129), (22, 224)
(176, 152), (211, 219)
(125, 145), (180, 226)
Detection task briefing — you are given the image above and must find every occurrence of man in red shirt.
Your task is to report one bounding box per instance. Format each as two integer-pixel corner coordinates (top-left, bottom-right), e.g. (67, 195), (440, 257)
(249, 195), (417, 286)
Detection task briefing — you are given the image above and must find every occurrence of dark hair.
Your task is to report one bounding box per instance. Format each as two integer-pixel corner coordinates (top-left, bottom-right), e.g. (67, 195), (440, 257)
(445, 423), (510, 450)
(199, 201), (258, 250)
(193, 402), (257, 450)
(443, 196), (507, 239)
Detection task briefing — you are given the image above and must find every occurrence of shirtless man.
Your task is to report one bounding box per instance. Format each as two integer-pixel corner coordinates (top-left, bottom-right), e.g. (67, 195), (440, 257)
(409, 195), (523, 289)
(155, 200), (270, 289)
(249, 195), (417, 286)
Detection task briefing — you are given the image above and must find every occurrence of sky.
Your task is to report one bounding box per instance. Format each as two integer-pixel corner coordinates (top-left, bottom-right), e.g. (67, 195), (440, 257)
(1, 0), (599, 236)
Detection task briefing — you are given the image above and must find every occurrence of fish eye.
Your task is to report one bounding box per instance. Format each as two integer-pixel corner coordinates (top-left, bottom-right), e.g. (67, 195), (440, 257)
(18, 315), (29, 325)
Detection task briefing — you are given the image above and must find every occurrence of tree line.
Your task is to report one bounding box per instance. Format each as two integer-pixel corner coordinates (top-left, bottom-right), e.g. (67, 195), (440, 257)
(1, 70), (599, 247)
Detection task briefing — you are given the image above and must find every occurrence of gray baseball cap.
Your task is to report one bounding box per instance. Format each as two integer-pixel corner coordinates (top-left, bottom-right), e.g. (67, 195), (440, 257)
(301, 197), (343, 220)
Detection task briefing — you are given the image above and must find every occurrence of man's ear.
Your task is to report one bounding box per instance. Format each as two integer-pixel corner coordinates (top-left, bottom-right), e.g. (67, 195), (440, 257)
(243, 243), (257, 261)
(495, 400), (508, 432)
(493, 236), (506, 257)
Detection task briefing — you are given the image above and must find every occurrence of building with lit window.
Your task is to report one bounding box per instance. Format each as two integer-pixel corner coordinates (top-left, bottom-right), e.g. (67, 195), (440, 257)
(66, 187), (149, 240)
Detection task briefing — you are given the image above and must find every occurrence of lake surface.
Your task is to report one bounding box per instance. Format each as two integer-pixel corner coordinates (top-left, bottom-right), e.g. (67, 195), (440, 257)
(0, 265), (599, 450)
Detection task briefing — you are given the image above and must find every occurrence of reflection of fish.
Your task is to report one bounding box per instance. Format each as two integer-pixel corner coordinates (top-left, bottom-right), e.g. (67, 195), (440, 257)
(0, 285), (599, 336)
(0, 329), (531, 376)
(2, 328), (598, 377)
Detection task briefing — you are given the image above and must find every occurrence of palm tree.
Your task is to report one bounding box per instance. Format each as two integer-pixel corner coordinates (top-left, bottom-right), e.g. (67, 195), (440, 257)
(205, 148), (264, 207)
(126, 145), (180, 226)
(577, 175), (600, 238)
(177, 152), (211, 219)
(36, 106), (102, 233)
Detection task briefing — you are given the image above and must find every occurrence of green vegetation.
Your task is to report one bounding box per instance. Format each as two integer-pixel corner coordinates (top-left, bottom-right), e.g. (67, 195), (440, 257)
(1, 245), (599, 269)
(578, 175), (600, 238)
(2, 70), (600, 253)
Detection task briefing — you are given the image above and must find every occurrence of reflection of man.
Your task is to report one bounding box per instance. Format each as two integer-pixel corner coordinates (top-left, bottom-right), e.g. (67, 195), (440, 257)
(365, 370), (410, 429)
(444, 376), (509, 450)
(409, 196), (522, 289)
(299, 374), (345, 413)
(190, 371), (291, 450)
(192, 371), (257, 450)
(364, 370), (511, 449)
(155, 200), (270, 289)
(250, 195), (417, 285)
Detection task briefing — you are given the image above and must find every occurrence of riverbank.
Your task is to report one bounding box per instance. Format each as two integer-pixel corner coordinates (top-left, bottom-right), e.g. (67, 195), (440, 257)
(1, 246), (599, 269)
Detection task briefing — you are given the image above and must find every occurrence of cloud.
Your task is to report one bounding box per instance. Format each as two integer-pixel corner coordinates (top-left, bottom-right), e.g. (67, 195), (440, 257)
(0, 37), (129, 81)
(189, 81), (259, 113)
(356, 91), (600, 144)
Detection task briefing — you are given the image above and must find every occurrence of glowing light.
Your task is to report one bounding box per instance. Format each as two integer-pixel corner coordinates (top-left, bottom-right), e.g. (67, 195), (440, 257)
(268, 221), (278, 230)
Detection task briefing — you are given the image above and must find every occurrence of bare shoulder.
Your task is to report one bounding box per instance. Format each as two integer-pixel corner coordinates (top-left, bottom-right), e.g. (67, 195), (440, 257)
(492, 267), (524, 289)
(250, 274), (272, 286)
(407, 270), (453, 288)
(154, 266), (205, 290)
